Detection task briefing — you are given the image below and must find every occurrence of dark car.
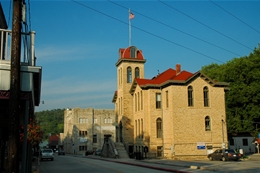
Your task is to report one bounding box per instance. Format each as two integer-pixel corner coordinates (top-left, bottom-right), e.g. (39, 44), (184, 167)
(95, 149), (102, 156)
(208, 149), (241, 161)
(58, 150), (65, 155)
(85, 150), (94, 156)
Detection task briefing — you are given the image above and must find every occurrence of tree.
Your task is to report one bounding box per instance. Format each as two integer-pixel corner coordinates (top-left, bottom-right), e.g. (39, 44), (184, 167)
(201, 44), (260, 136)
(20, 119), (44, 146)
(35, 109), (65, 140)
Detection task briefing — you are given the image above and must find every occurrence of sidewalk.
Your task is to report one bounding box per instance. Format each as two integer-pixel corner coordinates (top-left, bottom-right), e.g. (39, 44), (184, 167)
(81, 153), (260, 173)
(31, 157), (40, 173)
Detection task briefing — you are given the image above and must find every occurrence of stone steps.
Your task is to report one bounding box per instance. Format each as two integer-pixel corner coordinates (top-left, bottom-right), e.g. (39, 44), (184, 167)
(115, 142), (129, 158)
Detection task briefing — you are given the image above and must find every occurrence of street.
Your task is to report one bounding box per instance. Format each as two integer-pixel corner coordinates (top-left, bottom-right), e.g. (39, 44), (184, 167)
(38, 153), (260, 173)
(39, 154), (174, 173)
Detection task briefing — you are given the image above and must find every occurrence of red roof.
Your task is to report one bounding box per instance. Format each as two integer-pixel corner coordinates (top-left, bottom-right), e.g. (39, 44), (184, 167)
(136, 68), (193, 86)
(119, 46), (144, 60)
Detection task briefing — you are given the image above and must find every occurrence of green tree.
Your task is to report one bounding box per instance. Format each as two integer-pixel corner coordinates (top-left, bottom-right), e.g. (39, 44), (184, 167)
(35, 109), (65, 140)
(201, 44), (260, 136)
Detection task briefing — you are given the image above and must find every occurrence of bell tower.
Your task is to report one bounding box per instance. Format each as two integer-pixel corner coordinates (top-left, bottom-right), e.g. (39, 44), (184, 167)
(113, 46), (146, 153)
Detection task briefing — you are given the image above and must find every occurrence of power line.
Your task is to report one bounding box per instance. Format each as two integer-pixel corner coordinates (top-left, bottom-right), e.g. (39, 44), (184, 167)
(108, 0), (241, 57)
(7, 0), (12, 27)
(70, 0), (224, 63)
(158, 0), (253, 51)
(209, 0), (260, 35)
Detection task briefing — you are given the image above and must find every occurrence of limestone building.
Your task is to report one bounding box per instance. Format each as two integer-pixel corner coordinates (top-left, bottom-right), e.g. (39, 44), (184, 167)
(63, 108), (116, 155)
(112, 46), (229, 159)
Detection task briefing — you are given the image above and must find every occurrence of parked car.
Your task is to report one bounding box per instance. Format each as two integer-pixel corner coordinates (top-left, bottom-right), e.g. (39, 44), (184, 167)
(208, 149), (241, 161)
(85, 150), (93, 156)
(95, 149), (102, 156)
(41, 149), (54, 161)
(58, 150), (65, 155)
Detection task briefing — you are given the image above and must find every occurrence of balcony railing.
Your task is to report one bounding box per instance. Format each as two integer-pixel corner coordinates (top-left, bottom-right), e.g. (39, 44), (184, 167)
(0, 28), (36, 66)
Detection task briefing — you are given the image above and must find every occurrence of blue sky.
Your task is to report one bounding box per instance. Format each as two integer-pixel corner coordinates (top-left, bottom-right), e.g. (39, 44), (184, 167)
(1, 0), (260, 112)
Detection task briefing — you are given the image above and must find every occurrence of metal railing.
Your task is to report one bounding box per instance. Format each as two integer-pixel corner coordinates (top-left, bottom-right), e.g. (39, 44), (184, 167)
(0, 28), (36, 66)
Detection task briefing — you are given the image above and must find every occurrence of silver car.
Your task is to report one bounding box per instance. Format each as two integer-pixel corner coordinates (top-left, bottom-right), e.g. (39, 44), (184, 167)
(41, 149), (54, 161)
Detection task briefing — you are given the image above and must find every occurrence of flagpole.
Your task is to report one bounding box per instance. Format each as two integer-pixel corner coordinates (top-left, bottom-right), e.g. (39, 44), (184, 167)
(129, 8), (131, 46)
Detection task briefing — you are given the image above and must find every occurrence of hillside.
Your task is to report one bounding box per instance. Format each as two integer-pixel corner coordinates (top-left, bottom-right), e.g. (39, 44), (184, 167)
(35, 109), (65, 140)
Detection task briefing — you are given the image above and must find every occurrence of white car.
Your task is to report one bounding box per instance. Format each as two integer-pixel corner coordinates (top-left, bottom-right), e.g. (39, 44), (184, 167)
(41, 149), (54, 161)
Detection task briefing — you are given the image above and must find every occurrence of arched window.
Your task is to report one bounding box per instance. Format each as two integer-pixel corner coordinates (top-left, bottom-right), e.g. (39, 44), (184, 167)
(138, 92), (140, 111)
(135, 93), (137, 112)
(188, 86), (193, 106)
(204, 86), (209, 107)
(141, 119), (143, 138)
(138, 119), (140, 138)
(135, 67), (140, 78)
(127, 67), (132, 83)
(205, 116), (211, 131)
(130, 47), (136, 58)
(156, 118), (162, 138)
(135, 120), (137, 137)
(141, 91), (143, 110)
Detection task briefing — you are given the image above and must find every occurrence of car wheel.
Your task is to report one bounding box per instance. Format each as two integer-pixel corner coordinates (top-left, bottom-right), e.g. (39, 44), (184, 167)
(51, 158), (54, 161)
(209, 156), (213, 161)
(222, 157), (226, 162)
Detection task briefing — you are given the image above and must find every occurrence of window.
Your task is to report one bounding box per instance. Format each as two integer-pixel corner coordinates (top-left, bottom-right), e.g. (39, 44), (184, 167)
(93, 135), (97, 143)
(127, 67), (132, 83)
(135, 120), (137, 137)
(166, 91), (168, 108)
(205, 116), (211, 131)
(79, 118), (88, 124)
(138, 92), (140, 111)
(204, 86), (209, 107)
(157, 146), (163, 157)
(135, 94), (137, 111)
(141, 119), (143, 139)
(156, 118), (162, 138)
(104, 118), (112, 123)
(242, 138), (248, 146)
(230, 138), (234, 146)
(79, 131), (88, 137)
(141, 91), (143, 110)
(138, 119), (140, 138)
(135, 67), (140, 78)
(156, 93), (161, 109)
(79, 146), (87, 151)
(130, 47), (136, 58)
(188, 86), (193, 106)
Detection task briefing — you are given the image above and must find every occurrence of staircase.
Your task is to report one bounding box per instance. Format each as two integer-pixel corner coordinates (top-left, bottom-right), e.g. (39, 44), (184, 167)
(114, 142), (129, 159)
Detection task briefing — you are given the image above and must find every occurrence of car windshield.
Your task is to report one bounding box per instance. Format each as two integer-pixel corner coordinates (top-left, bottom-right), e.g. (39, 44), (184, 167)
(43, 150), (52, 153)
(225, 149), (236, 153)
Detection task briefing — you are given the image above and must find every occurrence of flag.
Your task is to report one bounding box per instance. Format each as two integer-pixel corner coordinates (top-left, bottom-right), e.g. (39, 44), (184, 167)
(129, 12), (134, 20)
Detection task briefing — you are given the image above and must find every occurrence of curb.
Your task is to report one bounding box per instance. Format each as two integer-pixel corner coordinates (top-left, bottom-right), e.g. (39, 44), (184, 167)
(84, 156), (192, 173)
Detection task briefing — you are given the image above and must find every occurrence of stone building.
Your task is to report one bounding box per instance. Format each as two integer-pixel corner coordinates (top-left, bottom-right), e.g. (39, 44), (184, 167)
(112, 46), (229, 159)
(63, 108), (116, 155)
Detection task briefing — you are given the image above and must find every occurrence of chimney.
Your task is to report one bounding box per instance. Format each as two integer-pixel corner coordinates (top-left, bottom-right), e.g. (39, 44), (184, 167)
(176, 64), (181, 74)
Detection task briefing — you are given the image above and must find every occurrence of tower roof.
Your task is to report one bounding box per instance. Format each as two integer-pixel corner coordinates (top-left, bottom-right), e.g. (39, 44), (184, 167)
(116, 46), (146, 66)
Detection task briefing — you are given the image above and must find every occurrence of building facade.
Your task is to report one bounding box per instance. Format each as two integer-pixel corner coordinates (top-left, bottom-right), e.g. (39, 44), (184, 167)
(63, 108), (116, 155)
(112, 46), (229, 159)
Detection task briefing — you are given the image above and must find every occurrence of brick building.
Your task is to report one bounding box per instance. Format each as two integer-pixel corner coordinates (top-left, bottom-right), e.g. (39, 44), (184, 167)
(63, 108), (116, 155)
(112, 46), (229, 159)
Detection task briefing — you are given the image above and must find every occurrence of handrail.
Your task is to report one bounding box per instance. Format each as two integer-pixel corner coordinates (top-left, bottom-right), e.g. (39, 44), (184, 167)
(0, 28), (36, 66)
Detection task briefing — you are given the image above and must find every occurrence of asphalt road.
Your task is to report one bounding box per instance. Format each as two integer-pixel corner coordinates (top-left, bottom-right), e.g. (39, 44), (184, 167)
(38, 153), (260, 173)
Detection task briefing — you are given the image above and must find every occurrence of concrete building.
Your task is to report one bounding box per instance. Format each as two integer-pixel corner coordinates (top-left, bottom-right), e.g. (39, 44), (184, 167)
(63, 108), (116, 155)
(112, 46), (229, 159)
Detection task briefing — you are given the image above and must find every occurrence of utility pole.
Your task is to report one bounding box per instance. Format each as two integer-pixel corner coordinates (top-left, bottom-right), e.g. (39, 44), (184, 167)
(8, 0), (22, 172)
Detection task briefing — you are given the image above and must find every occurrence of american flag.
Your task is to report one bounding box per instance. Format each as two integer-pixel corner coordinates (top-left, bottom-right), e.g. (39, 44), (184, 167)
(129, 12), (134, 20)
